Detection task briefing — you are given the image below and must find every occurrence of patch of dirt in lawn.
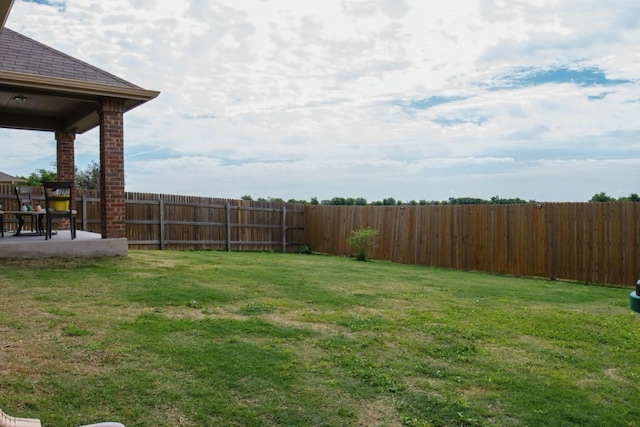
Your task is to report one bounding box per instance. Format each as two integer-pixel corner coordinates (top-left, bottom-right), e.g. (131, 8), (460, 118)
(357, 397), (402, 427)
(154, 403), (196, 427)
(460, 385), (491, 396)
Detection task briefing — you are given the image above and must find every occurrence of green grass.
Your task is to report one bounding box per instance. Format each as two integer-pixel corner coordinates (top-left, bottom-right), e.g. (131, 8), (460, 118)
(1, 251), (639, 426)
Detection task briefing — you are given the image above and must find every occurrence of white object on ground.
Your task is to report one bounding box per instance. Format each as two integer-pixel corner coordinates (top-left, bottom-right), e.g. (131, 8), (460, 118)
(0, 409), (125, 427)
(78, 424), (125, 427)
(0, 408), (42, 427)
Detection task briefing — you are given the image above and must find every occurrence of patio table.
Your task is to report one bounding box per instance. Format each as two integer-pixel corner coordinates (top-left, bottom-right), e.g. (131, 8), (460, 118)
(0, 210), (45, 237)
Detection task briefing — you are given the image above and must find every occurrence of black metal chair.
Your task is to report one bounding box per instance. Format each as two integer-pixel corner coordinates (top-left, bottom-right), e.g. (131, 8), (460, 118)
(14, 186), (43, 235)
(43, 181), (77, 240)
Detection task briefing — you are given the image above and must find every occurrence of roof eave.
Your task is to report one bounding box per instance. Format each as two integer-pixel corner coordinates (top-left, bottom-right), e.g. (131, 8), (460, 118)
(0, 70), (160, 133)
(0, 70), (160, 102)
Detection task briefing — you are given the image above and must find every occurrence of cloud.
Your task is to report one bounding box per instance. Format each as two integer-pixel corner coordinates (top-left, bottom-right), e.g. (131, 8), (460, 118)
(2, 0), (639, 203)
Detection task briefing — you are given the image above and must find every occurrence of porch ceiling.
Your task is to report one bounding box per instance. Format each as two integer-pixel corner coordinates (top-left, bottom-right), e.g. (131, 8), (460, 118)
(0, 70), (159, 133)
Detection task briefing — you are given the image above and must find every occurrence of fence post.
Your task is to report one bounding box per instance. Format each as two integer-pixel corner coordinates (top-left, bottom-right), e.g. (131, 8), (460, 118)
(282, 205), (287, 252)
(82, 193), (87, 231)
(159, 198), (165, 250)
(226, 202), (231, 252)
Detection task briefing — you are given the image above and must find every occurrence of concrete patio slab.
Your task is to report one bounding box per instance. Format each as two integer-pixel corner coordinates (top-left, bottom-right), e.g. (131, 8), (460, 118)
(0, 230), (127, 258)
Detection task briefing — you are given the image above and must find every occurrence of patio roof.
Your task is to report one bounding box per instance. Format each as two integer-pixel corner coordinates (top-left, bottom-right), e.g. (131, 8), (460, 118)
(0, 1), (159, 244)
(0, 4), (159, 134)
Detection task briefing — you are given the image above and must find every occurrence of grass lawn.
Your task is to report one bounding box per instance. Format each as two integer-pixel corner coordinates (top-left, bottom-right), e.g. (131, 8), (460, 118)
(1, 251), (639, 427)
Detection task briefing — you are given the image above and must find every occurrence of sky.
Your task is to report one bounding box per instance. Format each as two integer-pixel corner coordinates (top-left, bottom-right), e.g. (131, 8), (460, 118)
(2, 0), (639, 202)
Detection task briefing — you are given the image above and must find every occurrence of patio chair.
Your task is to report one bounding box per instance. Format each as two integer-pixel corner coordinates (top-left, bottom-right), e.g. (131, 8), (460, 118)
(43, 181), (77, 240)
(14, 186), (42, 234)
(15, 186), (34, 210)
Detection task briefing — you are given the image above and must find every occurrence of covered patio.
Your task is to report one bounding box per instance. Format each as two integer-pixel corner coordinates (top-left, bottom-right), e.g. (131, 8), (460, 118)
(0, 0), (159, 257)
(0, 230), (127, 258)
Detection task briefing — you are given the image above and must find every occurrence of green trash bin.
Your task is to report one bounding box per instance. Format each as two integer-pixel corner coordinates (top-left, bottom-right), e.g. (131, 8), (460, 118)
(630, 280), (640, 313)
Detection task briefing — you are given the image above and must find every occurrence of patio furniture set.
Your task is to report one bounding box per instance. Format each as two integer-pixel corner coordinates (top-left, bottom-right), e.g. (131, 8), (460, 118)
(0, 182), (76, 240)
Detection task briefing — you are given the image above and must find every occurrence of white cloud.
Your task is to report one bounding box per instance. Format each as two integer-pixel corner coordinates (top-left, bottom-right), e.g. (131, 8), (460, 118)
(2, 0), (639, 202)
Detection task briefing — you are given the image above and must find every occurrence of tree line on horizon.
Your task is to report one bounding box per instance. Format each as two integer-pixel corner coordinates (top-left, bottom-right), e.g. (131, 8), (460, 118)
(14, 165), (638, 205)
(243, 192), (640, 205)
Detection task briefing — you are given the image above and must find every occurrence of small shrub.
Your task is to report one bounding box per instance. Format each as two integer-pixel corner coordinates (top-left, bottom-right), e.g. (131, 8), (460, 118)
(348, 228), (378, 261)
(299, 244), (312, 254)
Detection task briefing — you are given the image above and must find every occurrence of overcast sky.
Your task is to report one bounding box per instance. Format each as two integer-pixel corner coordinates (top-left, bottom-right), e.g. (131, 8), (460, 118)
(3, 0), (639, 202)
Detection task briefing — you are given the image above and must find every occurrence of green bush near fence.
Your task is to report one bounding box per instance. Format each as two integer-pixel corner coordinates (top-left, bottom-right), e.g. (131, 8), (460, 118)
(0, 251), (638, 426)
(348, 227), (379, 261)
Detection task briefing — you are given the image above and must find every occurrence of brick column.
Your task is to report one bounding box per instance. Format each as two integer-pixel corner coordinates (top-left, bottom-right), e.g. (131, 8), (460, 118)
(55, 128), (76, 182)
(55, 128), (76, 230)
(99, 98), (126, 239)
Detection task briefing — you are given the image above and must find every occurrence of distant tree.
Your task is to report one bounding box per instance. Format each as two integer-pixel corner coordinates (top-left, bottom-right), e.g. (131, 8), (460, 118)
(241, 195), (253, 201)
(354, 197), (367, 205)
(287, 198), (309, 204)
(331, 197), (347, 205)
(18, 162), (100, 189)
(618, 193), (640, 202)
(310, 197), (319, 205)
(75, 160), (100, 190)
(17, 167), (57, 186)
(382, 197), (396, 206)
(590, 192), (615, 202)
(490, 196), (531, 204)
(448, 197), (488, 205)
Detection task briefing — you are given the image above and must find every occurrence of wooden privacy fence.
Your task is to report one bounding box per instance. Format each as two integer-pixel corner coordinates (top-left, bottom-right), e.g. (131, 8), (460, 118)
(303, 203), (640, 287)
(2, 184), (638, 286)
(0, 185), (305, 252)
(124, 192), (305, 251)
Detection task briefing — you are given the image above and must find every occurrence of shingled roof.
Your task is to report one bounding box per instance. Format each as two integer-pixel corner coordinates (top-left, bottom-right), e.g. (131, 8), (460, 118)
(0, 27), (140, 88)
(0, 170), (18, 183)
(0, 25), (159, 133)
